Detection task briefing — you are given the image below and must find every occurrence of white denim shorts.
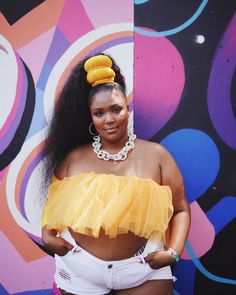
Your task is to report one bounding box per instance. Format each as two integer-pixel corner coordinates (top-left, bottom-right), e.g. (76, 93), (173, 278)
(54, 230), (174, 295)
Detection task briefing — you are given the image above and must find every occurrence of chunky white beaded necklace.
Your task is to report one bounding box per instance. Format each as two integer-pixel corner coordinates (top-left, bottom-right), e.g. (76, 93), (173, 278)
(92, 129), (136, 162)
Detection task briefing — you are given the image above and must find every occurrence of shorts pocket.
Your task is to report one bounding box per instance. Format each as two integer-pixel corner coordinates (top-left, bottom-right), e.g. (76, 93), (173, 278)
(55, 245), (81, 260)
(60, 249), (73, 258)
(146, 261), (156, 270)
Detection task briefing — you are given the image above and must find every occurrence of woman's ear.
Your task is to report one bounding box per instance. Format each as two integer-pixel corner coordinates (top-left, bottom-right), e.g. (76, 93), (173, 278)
(127, 104), (130, 111)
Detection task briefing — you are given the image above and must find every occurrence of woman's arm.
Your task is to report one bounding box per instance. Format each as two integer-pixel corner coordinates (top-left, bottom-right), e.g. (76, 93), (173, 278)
(42, 156), (74, 256)
(145, 145), (191, 268)
(160, 146), (191, 257)
(42, 226), (73, 256)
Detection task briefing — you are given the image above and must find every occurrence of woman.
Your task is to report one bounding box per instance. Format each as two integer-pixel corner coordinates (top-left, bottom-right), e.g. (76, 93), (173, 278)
(42, 53), (190, 295)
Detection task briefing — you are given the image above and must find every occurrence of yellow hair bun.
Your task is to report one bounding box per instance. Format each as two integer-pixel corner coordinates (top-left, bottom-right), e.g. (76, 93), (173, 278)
(84, 55), (115, 87)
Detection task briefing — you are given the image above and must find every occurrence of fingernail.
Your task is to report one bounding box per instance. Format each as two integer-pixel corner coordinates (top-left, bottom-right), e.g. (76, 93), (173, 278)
(148, 251), (157, 256)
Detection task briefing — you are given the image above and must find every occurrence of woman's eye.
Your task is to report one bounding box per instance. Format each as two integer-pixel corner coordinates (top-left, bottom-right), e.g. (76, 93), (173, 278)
(113, 107), (121, 113)
(94, 112), (103, 117)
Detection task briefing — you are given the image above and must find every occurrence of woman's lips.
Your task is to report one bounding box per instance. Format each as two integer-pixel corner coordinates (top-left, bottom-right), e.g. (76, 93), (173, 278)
(105, 127), (118, 134)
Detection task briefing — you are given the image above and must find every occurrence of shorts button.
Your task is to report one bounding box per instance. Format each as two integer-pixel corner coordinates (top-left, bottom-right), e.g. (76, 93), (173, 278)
(108, 264), (113, 269)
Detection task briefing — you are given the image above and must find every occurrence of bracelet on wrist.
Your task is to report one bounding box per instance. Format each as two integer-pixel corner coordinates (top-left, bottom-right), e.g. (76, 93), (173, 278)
(167, 247), (180, 263)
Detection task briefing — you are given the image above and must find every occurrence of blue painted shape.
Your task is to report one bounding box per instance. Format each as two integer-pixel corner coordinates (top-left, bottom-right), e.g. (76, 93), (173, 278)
(134, 0), (149, 4)
(186, 241), (236, 285)
(173, 259), (196, 295)
(14, 289), (53, 294)
(134, 0), (208, 37)
(36, 63), (53, 91)
(173, 289), (181, 295)
(26, 88), (48, 139)
(0, 284), (9, 294)
(206, 196), (236, 234)
(161, 129), (220, 203)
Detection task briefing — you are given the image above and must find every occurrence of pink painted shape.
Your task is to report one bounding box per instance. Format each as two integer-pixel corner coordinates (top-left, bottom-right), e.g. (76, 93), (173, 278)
(53, 282), (61, 294)
(181, 201), (215, 259)
(0, 231), (55, 293)
(0, 168), (7, 182)
(18, 27), (56, 83)
(57, 0), (94, 43)
(0, 55), (23, 140)
(81, 0), (133, 28)
(134, 31), (185, 139)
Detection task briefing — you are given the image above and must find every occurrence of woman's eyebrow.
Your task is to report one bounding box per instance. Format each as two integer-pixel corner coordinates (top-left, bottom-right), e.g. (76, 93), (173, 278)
(91, 103), (121, 110)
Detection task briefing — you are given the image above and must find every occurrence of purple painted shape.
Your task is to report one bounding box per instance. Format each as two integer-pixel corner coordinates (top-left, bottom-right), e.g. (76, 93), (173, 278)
(0, 55), (27, 153)
(20, 152), (44, 221)
(45, 28), (70, 67)
(57, 0), (94, 43)
(0, 44), (8, 53)
(207, 13), (236, 149)
(26, 232), (43, 245)
(0, 231), (55, 293)
(89, 36), (133, 55)
(134, 31), (185, 139)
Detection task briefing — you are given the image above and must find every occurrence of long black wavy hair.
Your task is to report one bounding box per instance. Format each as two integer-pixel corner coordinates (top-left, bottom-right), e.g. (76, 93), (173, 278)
(42, 53), (126, 189)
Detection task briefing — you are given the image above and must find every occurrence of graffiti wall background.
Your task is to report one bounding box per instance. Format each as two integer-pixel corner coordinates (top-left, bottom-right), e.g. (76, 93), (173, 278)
(0, 0), (235, 294)
(134, 0), (236, 294)
(0, 0), (133, 294)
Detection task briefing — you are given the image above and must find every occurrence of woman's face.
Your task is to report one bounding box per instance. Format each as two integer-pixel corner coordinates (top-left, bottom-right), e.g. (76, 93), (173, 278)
(90, 89), (129, 144)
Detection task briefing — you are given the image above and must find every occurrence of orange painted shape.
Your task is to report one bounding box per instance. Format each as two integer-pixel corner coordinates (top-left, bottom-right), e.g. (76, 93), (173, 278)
(0, 167), (47, 262)
(0, 0), (65, 49)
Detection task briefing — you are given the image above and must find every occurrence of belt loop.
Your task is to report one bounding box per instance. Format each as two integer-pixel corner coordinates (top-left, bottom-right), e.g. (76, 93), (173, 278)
(72, 245), (81, 254)
(138, 255), (146, 264)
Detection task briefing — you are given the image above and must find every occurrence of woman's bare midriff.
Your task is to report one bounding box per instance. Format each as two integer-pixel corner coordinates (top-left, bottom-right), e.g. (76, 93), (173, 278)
(69, 228), (147, 261)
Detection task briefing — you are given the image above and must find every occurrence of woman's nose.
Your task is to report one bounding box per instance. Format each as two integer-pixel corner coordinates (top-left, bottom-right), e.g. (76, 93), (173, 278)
(105, 113), (114, 123)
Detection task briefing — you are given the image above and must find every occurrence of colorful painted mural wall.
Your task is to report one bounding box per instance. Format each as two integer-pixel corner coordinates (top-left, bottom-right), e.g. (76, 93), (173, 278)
(134, 0), (236, 294)
(0, 1), (133, 294)
(0, 0), (235, 294)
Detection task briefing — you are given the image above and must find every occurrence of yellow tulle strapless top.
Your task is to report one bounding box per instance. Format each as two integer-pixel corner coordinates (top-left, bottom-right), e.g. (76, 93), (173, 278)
(42, 172), (174, 239)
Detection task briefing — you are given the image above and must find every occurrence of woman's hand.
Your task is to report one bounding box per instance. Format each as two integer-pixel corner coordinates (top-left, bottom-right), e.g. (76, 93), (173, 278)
(144, 250), (174, 269)
(42, 226), (74, 256)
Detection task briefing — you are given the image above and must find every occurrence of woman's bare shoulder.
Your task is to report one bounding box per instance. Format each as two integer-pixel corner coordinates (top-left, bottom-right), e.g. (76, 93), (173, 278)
(136, 138), (168, 158)
(55, 144), (90, 179)
(68, 144), (90, 158)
